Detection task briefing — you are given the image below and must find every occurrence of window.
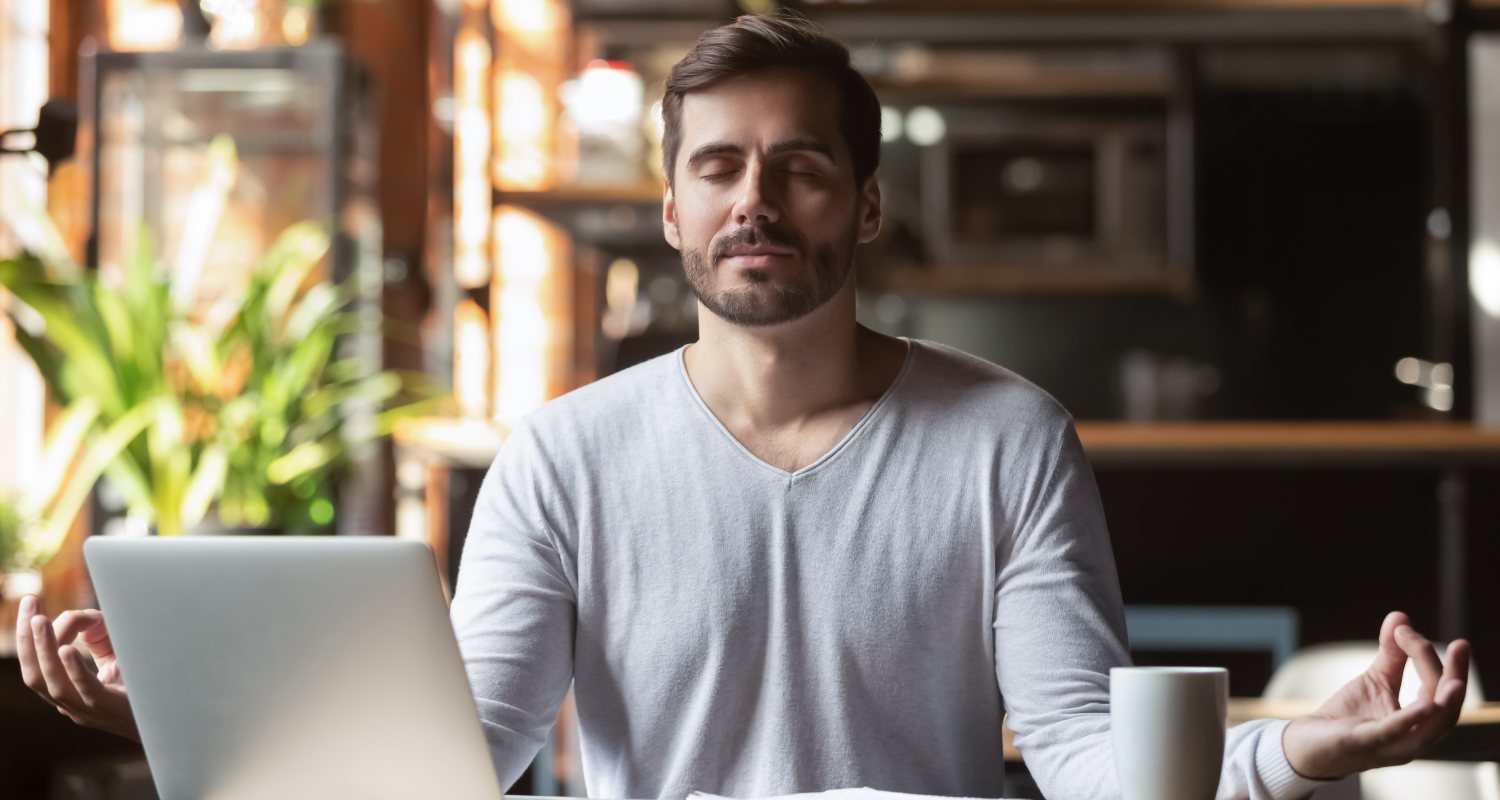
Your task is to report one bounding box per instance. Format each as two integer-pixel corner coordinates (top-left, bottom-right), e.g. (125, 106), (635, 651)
(0, 1), (49, 495)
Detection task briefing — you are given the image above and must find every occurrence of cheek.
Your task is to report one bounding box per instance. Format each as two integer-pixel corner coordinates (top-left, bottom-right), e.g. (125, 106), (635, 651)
(792, 192), (859, 237)
(674, 190), (733, 240)
(677, 214), (719, 248)
(689, 185), (732, 212)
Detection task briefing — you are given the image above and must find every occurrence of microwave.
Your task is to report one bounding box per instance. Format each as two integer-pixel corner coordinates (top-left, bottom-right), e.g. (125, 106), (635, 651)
(919, 107), (1187, 281)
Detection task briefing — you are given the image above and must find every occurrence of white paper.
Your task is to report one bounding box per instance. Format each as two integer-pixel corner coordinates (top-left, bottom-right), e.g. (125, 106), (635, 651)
(688, 788), (1013, 800)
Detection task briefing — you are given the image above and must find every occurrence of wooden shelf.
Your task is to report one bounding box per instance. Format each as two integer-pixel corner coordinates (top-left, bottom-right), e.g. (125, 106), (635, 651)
(396, 417), (1500, 469)
(494, 183), (662, 209)
(804, 1), (1430, 44)
(1076, 421), (1500, 467)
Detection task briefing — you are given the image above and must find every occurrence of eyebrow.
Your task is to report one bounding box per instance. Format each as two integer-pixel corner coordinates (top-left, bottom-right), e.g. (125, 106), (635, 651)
(684, 137), (836, 172)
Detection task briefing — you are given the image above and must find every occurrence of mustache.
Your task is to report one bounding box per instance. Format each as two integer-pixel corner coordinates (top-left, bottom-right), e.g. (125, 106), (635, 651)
(710, 226), (803, 262)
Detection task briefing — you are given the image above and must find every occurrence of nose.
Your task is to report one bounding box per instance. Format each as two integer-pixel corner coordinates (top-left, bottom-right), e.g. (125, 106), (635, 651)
(731, 160), (780, 227)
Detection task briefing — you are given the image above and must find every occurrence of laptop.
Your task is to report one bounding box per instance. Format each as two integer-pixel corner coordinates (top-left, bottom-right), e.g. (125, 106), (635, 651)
(84, 535), (504, 800)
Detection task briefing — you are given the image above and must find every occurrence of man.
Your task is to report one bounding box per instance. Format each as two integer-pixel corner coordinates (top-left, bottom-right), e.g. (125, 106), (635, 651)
(17, 12), (1471, 800)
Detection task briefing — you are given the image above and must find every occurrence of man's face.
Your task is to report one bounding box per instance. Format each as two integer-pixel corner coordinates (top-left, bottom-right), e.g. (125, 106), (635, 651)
(663, 69), (881, 327)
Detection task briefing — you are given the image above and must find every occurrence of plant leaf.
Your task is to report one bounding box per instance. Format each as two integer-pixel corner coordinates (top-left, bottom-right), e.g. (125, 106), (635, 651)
(26, 401), (157, 566)
(263, 222), (331, 325)
(25, 398), (101, 518)
(266, 440), (334, 485)
(0, 283), (125, 416)
(180, 445), (228, 529)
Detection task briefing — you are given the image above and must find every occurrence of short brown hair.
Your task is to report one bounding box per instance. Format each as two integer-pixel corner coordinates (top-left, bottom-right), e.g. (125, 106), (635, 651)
(661, 12), (882, 189)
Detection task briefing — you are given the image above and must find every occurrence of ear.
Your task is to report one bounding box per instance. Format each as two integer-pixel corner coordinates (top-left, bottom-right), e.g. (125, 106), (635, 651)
(662, 178), (682, 251)
(856, 171), (882, 245)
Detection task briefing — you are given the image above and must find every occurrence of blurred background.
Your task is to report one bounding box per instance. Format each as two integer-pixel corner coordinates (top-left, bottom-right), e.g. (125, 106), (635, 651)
(2, 1), (1500, 798)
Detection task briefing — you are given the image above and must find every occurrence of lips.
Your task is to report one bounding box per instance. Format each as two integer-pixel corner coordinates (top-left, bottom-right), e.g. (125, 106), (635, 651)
(718, 245), (797, 270)
(724, 246), (794, 258)
(721, 250), (794, 269)
(712, 228), (801, 268)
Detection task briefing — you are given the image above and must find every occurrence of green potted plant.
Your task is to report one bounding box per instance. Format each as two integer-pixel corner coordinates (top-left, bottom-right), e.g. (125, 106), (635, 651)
(0, 136), (442, 539)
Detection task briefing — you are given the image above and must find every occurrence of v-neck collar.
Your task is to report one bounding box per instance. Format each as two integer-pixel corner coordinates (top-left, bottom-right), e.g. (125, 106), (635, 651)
(674, 337), (917, 480)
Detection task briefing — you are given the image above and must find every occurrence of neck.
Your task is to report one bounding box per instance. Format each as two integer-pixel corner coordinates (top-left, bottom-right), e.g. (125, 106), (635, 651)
(683, 277), (899, 431)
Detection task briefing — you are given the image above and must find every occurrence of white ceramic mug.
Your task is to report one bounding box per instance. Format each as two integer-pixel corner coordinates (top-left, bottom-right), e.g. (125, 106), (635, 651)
(1111, 666), (1228, 800)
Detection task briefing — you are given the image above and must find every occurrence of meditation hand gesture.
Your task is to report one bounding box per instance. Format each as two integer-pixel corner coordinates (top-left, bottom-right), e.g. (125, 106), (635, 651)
(15, 594), (139, 742)
(1282, 611), (1469, 781)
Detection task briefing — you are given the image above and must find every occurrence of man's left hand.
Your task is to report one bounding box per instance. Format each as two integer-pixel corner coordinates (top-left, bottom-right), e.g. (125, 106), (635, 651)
(1281, 611), (1469, 781)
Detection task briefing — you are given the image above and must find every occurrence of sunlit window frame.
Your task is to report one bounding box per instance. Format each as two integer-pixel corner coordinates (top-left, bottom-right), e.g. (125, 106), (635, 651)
(0, 1), (50, 497)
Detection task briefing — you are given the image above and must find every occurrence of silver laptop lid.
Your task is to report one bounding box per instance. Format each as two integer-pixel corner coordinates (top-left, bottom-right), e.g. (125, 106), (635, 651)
(84, 536), (503, 800)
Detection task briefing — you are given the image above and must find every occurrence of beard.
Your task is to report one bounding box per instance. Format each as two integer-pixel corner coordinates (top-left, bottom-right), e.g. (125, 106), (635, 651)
(682, 219), (856, 328)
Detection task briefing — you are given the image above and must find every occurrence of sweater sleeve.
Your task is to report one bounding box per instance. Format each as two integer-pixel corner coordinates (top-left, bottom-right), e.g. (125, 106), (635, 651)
(450, 421), (577, 792)
(992, 418), (1332, 800)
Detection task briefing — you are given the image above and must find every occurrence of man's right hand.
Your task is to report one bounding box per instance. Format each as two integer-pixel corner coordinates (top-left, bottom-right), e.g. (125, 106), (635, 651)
(15, 594), (140, 742)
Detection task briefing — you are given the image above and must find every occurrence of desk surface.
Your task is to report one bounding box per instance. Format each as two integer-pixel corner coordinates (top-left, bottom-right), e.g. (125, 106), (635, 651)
(1227, 698), (1500, 725)
(1001, 700), (1500, 763)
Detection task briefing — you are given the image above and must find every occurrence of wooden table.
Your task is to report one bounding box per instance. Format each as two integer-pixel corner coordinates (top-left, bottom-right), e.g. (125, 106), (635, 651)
(1001, 699), (1500, 763)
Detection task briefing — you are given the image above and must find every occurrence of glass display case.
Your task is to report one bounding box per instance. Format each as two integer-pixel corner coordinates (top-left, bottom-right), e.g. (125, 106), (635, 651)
(84, 41), (386, 533)
(87, 41), (378, 298)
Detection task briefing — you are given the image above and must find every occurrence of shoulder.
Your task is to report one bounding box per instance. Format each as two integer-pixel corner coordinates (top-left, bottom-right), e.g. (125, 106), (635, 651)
(900, 341), (1094, 525)
(902, 338), (1074, 436)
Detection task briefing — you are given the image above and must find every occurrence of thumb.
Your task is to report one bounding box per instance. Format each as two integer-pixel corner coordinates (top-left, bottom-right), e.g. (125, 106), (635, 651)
(56, 610), (118, 662)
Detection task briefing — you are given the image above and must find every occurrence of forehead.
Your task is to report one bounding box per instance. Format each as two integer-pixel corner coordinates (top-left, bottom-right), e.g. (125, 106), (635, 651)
(677, 70), (845, 156)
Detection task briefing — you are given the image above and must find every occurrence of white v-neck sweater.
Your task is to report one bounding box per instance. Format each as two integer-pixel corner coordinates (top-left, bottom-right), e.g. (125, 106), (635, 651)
(450, 338), (1329, 800)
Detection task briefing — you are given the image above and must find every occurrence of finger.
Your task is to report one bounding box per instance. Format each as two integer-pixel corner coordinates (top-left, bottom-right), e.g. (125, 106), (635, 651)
(61, 646), (138, 743)
(1349, 698), (1442, 752)
(1371, 611), (1413, 687)
(72, 611), (117, 662)
(16, 596), (47, 699)
(1368, 690), (1473, 766)
(1385, 695), (1466, 764)
(59, 645), (111, 707)
(31, 615), (84, 709)
(1395, 625), (1444, 702)
(53, 609), (114, 659)
(53, 610), (85, 644)
(1433, 640), (1471, 716)
(1440, 639), (1470, 694)
(1433, 680), (1466, 732)
(1436, 672), (1469, 713)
